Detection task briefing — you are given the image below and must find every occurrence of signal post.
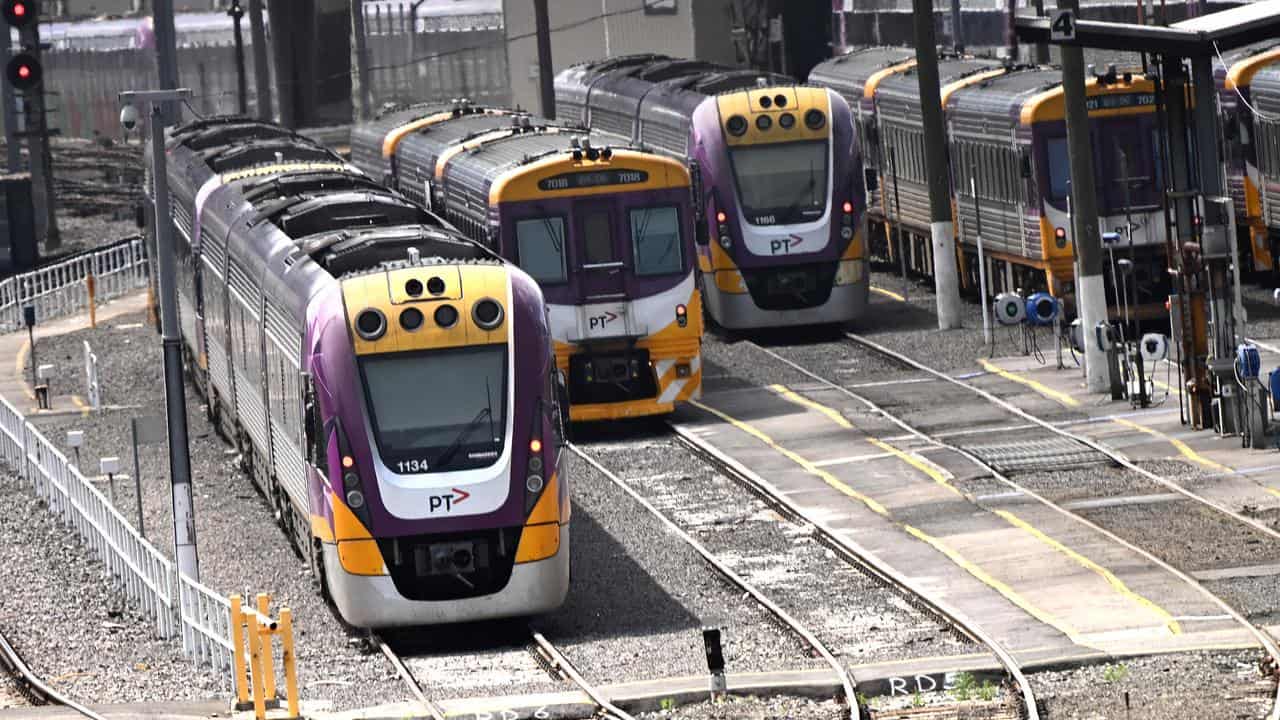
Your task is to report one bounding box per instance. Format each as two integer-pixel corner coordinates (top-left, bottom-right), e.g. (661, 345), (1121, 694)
(3, 0), (58, 251)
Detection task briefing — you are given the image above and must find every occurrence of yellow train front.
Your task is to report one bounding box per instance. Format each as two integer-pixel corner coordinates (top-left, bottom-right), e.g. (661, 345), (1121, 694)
(351, 104), (703, 422)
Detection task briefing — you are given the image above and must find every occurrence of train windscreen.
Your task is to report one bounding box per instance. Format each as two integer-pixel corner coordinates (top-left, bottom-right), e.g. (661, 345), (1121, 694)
(516, 218), (569, 284)
(729, 140), (829, 225)
(629, 206), (684, 276)
(360, 346), (509, 474)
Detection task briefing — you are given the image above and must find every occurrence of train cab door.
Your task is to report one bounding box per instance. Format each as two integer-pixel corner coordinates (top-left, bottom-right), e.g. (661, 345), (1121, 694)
(574, 201), (631, 340)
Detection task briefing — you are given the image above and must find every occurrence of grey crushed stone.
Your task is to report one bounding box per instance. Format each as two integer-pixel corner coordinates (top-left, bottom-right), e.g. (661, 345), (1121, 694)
(0, 470), (222, 703)
(27, 313), (405, 711)
(1029, 649), (1273, 720)
(635, 694), (845, 719)
(577, 431), (970, 670)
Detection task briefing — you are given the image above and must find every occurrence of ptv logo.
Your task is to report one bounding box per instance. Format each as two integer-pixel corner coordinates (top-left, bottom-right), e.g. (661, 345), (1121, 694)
(769, 234), (805, 255)
(588, 310), (619, 331)
(428, 488), (471, 513)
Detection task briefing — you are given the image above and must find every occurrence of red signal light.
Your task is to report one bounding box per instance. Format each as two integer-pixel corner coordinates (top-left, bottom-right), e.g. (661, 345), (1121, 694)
(842, 201), (853, 214)
(3, 0), (35, 27)
(6, 53), (40, 91)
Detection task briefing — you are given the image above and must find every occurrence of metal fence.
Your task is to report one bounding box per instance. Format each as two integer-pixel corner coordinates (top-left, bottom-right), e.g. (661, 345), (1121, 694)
(362, 4), (509, 109)
(0, 236), (149, 332)
(0, 242), (234, 686)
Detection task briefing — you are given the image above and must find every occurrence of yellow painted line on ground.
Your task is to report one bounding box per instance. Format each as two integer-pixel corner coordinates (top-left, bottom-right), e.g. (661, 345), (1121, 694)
(769, 384), (963, 497)
(901, 523), (1082, 642)
(773, 383), (1180, 638)
(993, 509), (1181, 636)
(13, 339), (34, 400)
(1111, 417), (1232, 474)
(690, 399), (890, 517)
(1264, 487), (1280, 502)
(691, 396), (1079, 644)
(978, 358), (1080, 408)
(70, 395), (91, 416)
(871, 286), (906, 302)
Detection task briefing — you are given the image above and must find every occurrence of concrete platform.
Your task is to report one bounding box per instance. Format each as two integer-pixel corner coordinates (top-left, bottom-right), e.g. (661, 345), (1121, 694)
(674, 366), (1266, 672)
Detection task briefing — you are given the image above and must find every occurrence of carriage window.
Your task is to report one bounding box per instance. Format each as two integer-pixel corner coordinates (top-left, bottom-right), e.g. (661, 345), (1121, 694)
(515, 217), (568, 284)
(1046, 137), (1070, 201)
(581, 210), (615, 264)
(630, 206), (683, 276)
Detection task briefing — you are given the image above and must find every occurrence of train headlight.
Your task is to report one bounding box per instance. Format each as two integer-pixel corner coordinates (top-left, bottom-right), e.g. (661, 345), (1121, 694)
(345, 489), (365, 509)
(756, 115), (772, 131)
(840, 226), (854, 240)
(405, 278), (424, 297)
(434, 304), (459, 328)
(400, 307), (424, 331)
(342, 471), (360, 489)
(1054, 226), (1068, 249)
(779, 112), (795, 130)
(676, 304), (688, 328)
(473, 298), (505, 330)
(526, 474), (544, 494)
(804, 109), (826, 130)
(719, 235), (732, 249)
(355, 309), (386, 341)
(528, 455), (543, 473)
(726, 115), (748, 137)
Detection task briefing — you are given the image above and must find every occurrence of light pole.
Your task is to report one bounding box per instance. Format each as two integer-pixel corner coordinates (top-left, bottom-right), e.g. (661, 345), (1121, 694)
(118, 88), (199, 582)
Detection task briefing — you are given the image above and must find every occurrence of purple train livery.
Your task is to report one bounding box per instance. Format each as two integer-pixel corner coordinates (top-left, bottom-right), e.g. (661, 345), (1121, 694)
(351, 102), (702, 422)
(555, 55), (868, 330)
(152, 116), (569, 627)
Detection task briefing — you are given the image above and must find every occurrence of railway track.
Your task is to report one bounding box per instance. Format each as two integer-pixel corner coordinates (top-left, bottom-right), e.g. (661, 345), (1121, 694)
(568, 443), (863, 720)
(377, 624), (639, 720)
(0, 626), (105, 719)
(656, 420), (1038, 719)
(735, 331), (1280, 720)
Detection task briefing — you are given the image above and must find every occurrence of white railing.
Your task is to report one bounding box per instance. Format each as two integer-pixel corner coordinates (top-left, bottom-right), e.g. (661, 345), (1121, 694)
(0, 245), (235, 689)
(0, 237), (149, 332)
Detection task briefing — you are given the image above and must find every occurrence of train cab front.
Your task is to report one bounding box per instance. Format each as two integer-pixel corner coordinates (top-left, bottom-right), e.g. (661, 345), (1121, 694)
(491, 148), (703, 422)
(309, 261), (568, 628)
(694, 85), (866, 329)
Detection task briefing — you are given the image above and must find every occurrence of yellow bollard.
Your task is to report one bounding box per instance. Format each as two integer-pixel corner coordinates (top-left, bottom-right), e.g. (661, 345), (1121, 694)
(280, 608), (300, 719)
(228, 595), (250, 708)
(85, 274), (96, 328)
(246, 610), (266, 720)
(255, 593), (277, 703)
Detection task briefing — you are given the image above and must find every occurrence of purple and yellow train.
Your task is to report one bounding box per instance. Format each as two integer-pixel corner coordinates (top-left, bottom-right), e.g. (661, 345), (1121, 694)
(351, 102), (703, 422)
(555, 55), (868, 330)
(156, 117), (569, 627)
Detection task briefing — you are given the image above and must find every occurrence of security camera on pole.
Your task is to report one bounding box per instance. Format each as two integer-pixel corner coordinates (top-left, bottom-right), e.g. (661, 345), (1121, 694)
(119, 87), (200, 583)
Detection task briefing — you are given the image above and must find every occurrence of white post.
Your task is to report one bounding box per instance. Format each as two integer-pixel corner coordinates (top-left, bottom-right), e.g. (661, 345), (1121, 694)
(971, 175), (991, 346)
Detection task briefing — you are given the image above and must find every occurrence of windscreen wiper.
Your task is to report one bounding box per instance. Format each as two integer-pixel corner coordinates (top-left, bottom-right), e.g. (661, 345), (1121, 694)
(434, 406), (494, 469)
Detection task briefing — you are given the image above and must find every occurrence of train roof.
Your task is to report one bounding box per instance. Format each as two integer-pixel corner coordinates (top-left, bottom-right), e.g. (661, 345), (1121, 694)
(1247, 63), (1280, 115)
(1223, 42), (1280, 90)
(808, 46), (918, 104)
(876, 57), (1006, 105)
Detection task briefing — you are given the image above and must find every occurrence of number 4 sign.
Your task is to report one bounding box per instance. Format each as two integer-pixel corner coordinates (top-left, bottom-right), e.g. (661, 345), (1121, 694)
(1051, 10), (1076, 41)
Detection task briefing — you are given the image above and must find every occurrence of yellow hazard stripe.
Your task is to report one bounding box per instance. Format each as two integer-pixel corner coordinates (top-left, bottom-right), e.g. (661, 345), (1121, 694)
(994, 509), (1181, 635)
(771, 383), (1179, 637)
(978, 358), (1080, 407)
(1111, 417), (1231, 474)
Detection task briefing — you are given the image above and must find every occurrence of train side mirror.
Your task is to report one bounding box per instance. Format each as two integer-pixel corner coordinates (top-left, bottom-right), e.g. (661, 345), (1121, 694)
(864, 167), (879, 193)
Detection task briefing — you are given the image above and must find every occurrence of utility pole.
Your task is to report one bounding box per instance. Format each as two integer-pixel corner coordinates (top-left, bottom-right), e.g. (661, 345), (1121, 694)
(533, 0), (555, 119)
(120, 87), (199, 582)
(350, 0), (371, 122)
(950, 0), (964, 54)
(911, 0), (962, 329)
(1057, 0), (1108, 392)
(228, 0), (247, 115)
(266, 0), (296, 128)
(248, 0), (271, 121)
(17, 15), (57, 251)
(2, 42), (20, 173)
(1032, 0), (1050, 64)
(152, 0), (180, 126)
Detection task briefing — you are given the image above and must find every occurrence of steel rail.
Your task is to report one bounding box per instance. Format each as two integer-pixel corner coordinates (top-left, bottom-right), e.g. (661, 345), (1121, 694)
(374, 634), (447, 720)
(832, 331), (1280, 720)
(528, 628), (636, 720)
(568, 443), (862, 720)
(0, 628), (106, 720)
(663, 424), (1037, 720)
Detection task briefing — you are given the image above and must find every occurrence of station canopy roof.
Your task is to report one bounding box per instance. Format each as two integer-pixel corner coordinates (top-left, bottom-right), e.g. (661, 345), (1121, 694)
(1015, 0), (1280, 55)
